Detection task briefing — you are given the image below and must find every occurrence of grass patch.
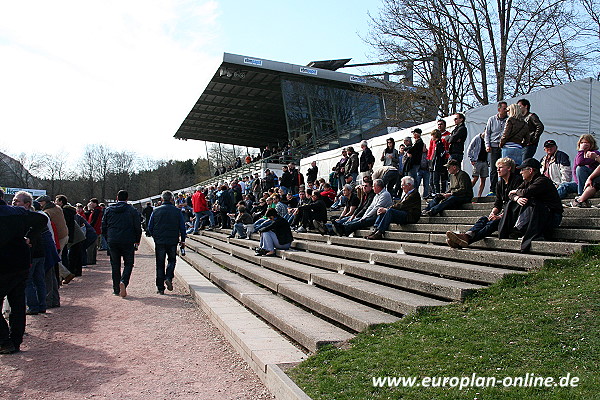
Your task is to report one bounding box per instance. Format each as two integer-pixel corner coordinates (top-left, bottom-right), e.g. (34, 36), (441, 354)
(288, 246), (600, 399)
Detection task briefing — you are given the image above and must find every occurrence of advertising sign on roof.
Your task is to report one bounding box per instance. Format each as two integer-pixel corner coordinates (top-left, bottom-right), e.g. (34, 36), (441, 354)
(299, 67), (318, 76)
(243, 57), (263, 66)
(350, 76), (367, 84)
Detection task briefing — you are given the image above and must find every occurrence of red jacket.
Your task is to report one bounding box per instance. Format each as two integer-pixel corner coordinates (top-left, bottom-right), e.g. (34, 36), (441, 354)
(88, 206), (103, 234)
(319, 188), (336, 202)
(192, 191), (209, 212)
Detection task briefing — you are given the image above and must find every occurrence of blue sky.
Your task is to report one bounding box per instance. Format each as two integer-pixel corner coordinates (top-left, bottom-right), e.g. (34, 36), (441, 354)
(0, 0), (382, 166)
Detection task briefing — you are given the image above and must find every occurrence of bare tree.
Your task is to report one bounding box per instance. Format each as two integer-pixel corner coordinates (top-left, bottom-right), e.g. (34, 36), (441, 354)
(368, 0), (585, 112)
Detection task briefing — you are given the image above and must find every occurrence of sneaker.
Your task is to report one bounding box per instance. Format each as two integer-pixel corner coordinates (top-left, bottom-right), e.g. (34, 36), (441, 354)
(366, 231), (383, 240)
(296, 226), (307, 233)
(165, 279), (173, 291)
(238, 235), (247, 239)
(486, 192), (496, 197)
(119, 282), (127, 298)
(312, 220), (327, 234)
(331, 222), (343, 236)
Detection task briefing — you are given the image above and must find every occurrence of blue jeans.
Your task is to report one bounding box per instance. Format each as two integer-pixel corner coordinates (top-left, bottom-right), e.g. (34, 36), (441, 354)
(341, 216), (377, 235)
(259, 231), (291, 252)
(556, 182), (578, 199)
(108, 242), (135, 294)
(576, 165), (595, 194)
(230, 223), (247, 238)
(155, 243), (177, 291)
(25, 257), (47, 313)
(194, 210), (215, 232)
(502, 146), (523, 166)
(467, 216), (501, 243)
(522, 144), (537, 161)
(374, 209), (408, 233)
(425, 195), (472, 216)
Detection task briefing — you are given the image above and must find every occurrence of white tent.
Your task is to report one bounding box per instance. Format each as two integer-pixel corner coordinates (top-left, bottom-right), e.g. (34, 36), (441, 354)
(301, 77), (600, 194)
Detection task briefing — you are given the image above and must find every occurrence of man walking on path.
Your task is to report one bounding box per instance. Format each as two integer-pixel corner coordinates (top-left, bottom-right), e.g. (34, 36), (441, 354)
(102, 190), (142, 298)
(147, 190), (187, 295)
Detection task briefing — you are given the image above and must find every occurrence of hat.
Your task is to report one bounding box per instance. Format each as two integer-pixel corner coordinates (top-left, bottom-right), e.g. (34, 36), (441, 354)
(517, 158), (542, 169)
(543, 139), (557, 147)
(411, 128), (422, 134)
(444, 159), (461, 168)
(36, 195), (51, 203)
(344, 174), (353, 179)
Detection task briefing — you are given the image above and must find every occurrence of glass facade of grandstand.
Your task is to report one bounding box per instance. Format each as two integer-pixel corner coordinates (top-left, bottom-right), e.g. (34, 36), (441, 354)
(281, 78), (384, 152)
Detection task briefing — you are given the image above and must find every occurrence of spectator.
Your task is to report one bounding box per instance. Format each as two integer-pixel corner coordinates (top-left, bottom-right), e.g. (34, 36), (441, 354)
(192, 186), (215, 233)
(319, 183), (336, 207)
(346, 146), (360, 182)
(333, 149), (348, 192)
(228, 204), (253, 239)
(0, 189), (47, 354)
(288, 163), (303, 195)
(254, 208), (293, 257)
(381, 137), (400, 168)
(572, 134), (600, 196)
(359, 140), (375, 178)
(331, 179), (392, 236)
(540, 139), (575, 199)
(331, 179), (376, 236)
(518, 98), (545, 160)
(422, 159), (473, 217)
(296, 192), (328, 233)
(428, 129), (449, 196)
(447, 113), (468, 162)
(147, 190), (186, 295)
(467, 132), (490, 198)
(366, 176), (421, 240)
(102, 190), (142, 298)
(484, 102), (508, 195)
(498, 158), (563, 253)
(500, 103), (529, 166)
(571, 149), (600, 208)
(306, 161), (318, 185)
(372, 165), (399, 196)
(446, 157), (522, 248)
(279, 165), (292, 195)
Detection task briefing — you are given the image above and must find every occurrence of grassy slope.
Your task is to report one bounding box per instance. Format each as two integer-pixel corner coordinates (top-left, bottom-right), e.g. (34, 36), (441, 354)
(288, 247), (600, 400)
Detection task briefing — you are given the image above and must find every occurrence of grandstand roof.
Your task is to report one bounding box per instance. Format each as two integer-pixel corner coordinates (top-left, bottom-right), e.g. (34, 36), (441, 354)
(173, 53), (399, 148)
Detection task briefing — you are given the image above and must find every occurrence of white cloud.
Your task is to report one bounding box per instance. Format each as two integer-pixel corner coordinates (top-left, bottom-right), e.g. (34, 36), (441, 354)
(0, 0), (222, 165)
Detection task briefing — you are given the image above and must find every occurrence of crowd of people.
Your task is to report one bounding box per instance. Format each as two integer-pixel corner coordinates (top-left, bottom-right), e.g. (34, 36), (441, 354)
(3, 99), (599, 354)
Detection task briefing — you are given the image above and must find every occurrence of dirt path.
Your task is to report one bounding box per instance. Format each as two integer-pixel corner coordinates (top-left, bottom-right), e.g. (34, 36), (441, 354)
(0, 239), (273, 400)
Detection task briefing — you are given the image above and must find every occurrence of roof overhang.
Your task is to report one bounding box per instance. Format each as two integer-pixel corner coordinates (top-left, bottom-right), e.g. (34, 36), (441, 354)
(174, 53), (407, 148)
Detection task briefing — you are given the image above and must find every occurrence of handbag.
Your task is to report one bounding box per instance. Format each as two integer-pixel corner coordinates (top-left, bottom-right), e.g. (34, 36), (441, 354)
(71, 222), (86, 245)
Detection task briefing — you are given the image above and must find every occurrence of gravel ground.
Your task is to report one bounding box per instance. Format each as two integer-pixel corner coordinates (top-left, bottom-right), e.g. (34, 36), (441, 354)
(0, 239), (274, 400)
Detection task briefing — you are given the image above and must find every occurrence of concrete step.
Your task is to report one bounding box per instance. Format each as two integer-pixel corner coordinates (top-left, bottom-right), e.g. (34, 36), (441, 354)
(186, 240), (399, 331)
(280, 250), (484, 301)
(420, 215), (600, 228)
(190, 234), (455, 313)
(442, 208), (600, 217)
(182, 248), (353, 352)
(380, 223), (600, 242)
(290, 239), (522, 284)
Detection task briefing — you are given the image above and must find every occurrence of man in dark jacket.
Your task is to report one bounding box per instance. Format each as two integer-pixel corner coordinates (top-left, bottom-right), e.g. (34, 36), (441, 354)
(447, 113), (468, 162)
(346, 146), (360, 182)
(422, 159), (473, 217)
(359, 140), (375, 177)
(147, 191), (186, 295)
(498, 158), (563, 253)
(366, 176), (422, 240)
(0, 189), (47, 354)
(306, 161), (318, 185)
(102, 190), (142, 298)
(446, 157), (523, 248)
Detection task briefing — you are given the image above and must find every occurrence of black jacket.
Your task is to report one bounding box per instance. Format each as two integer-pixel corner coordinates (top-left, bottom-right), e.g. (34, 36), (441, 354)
(260, 216), (293, 245)
(493, 172), (524, 211)
(391, 190), (422, 224)
(448, 123), (468, 155)
(359, 147), (375, 173)
(101, 202), (142, 244)
(307, 166), (318, 183)
(512, 172), (564, 214)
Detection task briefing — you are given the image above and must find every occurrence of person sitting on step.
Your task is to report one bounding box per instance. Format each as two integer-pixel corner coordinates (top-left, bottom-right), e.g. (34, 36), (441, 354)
(497, 158), (563, 253)
(422, 159), (473, 217)
(254, 208), (293, 257)
(366, 176), (421, 240)
(446, 157), (523, 248)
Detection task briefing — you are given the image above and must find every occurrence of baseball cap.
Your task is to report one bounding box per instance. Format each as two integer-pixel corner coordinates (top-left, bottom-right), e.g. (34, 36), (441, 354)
(517, 158), (542, 169)
(543, 139), (557, 147)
